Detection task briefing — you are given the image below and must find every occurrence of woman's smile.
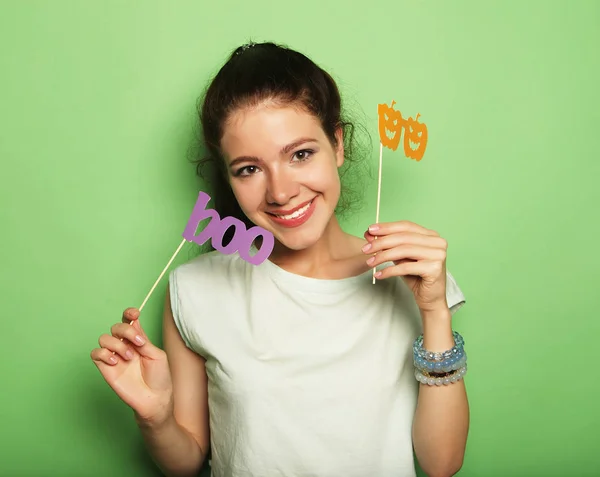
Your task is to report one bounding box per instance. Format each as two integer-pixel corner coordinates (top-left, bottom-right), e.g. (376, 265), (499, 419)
(266, 197), (317, 228)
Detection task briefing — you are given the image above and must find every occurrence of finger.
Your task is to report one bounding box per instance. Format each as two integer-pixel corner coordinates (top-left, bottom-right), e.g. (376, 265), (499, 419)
(98, 333), (137, 361)
(132, 317), (151, 342)
(368, 221), (439, 237)
(111, 322), (147, 345)
(122, 307), (140, 324)
(110, 323), (162, 359)
(375, 260), (438, 280)
(121, 309), (150, 343)
(367, 245), (446, 268)
(90, 347), (119, 366)
(362, 232), (445, 255)
(363, 231), (375, 242)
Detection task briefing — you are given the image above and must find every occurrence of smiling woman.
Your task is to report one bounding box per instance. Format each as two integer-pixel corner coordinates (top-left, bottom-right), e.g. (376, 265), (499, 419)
(91, 40), (469, 477)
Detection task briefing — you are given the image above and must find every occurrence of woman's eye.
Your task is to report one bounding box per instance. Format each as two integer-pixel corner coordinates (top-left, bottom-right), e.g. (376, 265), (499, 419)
(293, 149), (314, 161)
(235, 165), (258, 177)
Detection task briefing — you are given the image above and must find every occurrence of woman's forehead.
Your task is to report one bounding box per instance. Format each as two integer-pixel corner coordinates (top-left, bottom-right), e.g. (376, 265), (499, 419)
(221, 105), (324, 156)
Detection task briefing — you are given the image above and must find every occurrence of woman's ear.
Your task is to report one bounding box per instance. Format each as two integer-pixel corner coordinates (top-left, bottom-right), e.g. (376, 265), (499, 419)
(334, 127), (345, 168)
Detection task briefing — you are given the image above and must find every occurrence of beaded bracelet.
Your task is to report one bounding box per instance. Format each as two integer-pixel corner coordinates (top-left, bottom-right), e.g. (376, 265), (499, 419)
(415, 353), (467, 374)
(413, 331), (468, 385)
(413, 331), (464, 361)
(415, 365), (467, 386)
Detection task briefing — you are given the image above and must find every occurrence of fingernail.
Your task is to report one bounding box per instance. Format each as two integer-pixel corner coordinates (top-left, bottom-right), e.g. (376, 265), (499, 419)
(109, 356), (117, 364)
(135, 335), (145, 345)
(369, 225), (379, 232)
(374, 271), (382, 278)
(367, 256), (375, 265)
(125, 350), (134, 360)
(362, 243), (372, 252)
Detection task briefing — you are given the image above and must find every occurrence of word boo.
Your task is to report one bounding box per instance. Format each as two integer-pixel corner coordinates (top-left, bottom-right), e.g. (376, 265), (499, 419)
(182, 191), (275, 265)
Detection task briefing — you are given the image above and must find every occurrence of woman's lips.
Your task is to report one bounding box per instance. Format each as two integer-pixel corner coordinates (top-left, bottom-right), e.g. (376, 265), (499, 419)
(267, 199), (316, 228)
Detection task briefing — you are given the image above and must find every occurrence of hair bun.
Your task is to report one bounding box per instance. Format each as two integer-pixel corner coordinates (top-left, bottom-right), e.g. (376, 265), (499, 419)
(236, 42), (257, 55)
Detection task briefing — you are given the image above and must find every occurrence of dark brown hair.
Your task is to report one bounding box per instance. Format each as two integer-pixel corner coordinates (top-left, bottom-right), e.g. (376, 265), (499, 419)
(191, 41), (371, 243)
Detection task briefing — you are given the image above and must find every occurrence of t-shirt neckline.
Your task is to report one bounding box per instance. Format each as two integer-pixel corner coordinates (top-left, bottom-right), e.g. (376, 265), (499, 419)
(250, 244), (376, 293)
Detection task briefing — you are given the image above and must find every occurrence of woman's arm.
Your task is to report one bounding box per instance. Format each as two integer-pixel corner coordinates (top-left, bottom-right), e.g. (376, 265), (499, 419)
(137, 287), (211, 477)
(412, 308), (470, 477)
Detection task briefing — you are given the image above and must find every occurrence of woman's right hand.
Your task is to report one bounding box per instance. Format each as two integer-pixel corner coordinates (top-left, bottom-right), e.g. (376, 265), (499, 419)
(91, 308), (174, 426)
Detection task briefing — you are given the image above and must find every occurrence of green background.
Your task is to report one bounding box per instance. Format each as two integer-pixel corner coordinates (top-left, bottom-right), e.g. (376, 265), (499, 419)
(1, 1), (598, 476)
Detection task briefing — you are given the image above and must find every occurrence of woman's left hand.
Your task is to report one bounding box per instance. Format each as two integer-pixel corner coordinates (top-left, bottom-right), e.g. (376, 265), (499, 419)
(363, 221), (448, 314)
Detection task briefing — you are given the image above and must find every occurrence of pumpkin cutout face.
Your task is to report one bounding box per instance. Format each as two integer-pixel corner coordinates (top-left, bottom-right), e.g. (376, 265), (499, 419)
(378, 100), (403, 151)
(403, 113), (428, 161)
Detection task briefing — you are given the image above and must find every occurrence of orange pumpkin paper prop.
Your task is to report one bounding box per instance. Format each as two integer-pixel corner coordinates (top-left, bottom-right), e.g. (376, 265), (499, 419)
(377, 101), (428, 161)
(372, 101), (429, 284)
(377, 100), (403, 151)
(403, 113), (428, 161)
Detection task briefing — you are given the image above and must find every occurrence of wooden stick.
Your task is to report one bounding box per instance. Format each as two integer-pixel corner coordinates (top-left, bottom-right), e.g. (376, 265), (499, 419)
(127, 237), (188, 327)
(373, 141), (383, 285)
(114, 237), (188, 354)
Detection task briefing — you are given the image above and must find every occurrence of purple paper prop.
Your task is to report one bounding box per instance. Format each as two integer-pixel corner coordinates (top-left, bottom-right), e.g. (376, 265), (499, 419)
(182, 191), (274, 265)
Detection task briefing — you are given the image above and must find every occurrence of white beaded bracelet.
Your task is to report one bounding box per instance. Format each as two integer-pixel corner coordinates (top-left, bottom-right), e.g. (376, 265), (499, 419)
(414, 365), (468, 386)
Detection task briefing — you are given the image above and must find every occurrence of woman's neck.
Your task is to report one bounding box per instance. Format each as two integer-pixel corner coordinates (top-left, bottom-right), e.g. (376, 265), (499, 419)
(267, 217), (369, 279)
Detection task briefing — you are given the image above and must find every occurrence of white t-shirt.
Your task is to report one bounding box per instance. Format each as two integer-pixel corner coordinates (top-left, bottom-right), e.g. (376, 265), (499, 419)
(169, 248), (466, 477)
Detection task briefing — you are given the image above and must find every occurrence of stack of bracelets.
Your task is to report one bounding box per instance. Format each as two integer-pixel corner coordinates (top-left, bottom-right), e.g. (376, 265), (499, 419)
(413, 331), (467, 386)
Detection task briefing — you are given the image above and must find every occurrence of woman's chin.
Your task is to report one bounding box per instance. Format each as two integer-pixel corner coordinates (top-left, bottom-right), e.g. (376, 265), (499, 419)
(272, 230), (322, 252)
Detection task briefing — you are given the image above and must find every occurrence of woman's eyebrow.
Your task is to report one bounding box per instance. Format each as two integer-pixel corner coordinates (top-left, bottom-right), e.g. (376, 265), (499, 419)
(279, 137), (318, 155)
(229, 137), (319, 168)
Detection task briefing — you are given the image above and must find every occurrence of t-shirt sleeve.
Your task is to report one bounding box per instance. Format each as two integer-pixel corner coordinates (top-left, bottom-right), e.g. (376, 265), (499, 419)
(168, 267), (195, 350)
(446, 270), (466, 315)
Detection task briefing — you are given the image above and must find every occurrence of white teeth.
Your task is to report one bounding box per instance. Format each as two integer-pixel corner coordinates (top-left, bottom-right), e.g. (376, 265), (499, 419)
(276, 201), (312, 220)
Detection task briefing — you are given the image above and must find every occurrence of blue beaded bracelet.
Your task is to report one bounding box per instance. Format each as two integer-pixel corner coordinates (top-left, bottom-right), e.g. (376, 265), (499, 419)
(413, 331), (468, 381)
(413, 331), (464, 361)
(414, 352), (467, 374)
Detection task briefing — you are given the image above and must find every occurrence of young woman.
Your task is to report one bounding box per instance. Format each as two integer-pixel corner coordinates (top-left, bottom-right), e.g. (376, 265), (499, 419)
(91, 42), (470, 477)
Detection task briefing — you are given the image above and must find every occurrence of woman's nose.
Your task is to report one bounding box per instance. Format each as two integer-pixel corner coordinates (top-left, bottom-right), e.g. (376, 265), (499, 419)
(265, 170), (300, 205)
